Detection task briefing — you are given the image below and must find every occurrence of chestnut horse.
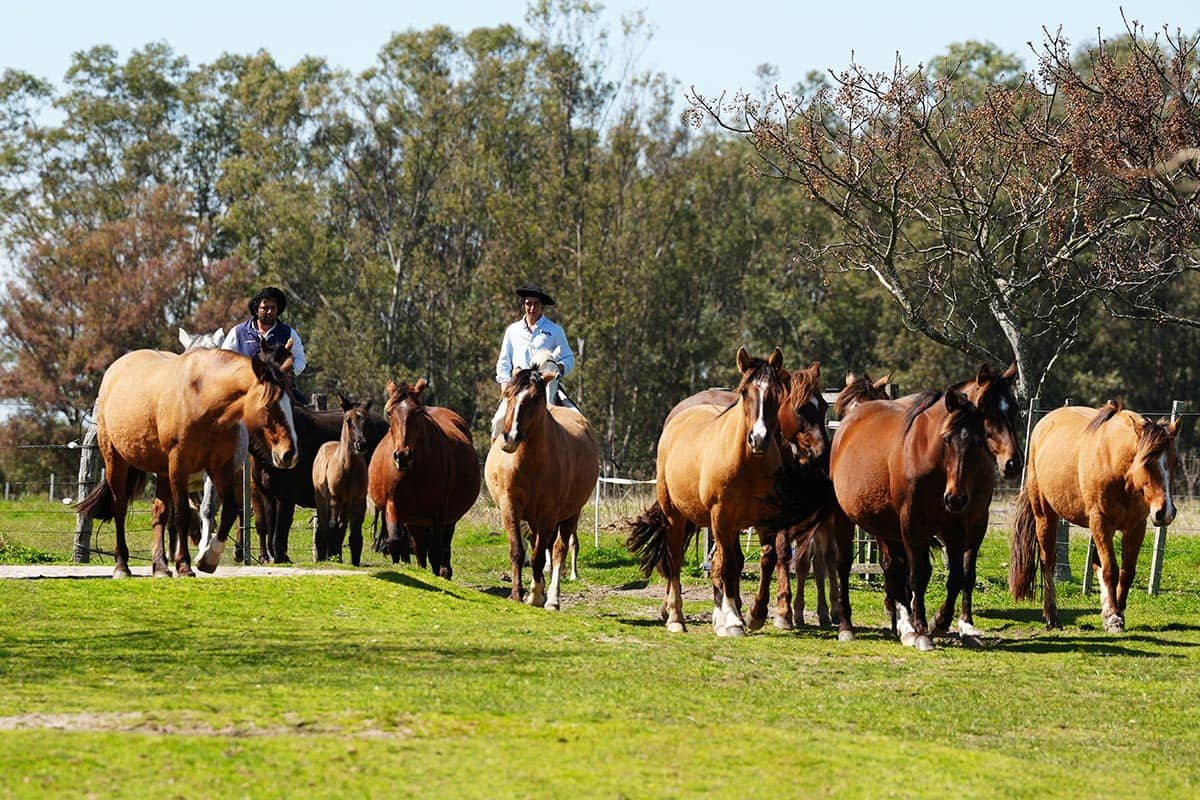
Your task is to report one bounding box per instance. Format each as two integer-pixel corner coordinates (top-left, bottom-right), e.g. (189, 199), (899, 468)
(629, 348), (828, 636)
(485, 361), (599, 609)
(312, 393), (373, 561)
(77, 348), (299, 577)
(368, 379), (481, 576)
(1010, 401), (1180, 632)
(788, 370), (894, 629)
(829, 389), (989, 649)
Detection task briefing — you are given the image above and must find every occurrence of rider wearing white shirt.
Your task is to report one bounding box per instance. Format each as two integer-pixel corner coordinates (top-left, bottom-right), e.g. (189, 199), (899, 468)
(495, 283), (575, 399)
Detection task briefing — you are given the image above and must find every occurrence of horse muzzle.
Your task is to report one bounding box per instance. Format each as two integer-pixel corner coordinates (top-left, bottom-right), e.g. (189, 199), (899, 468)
(943, 492), (969, 514)
(747, 433), (770, 456)
(393, 449), (414, 471)
(1002, 454), (1023, 480)
(499, 434), (521, 454)
(1152, 503), (1177, 527)
(272, 448), (299, 470)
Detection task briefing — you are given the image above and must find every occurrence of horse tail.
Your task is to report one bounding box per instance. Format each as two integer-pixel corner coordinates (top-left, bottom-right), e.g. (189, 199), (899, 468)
(1009, 483), (1039, 601)
(626, 501), (673, 578)
(75, 468), (147, 522)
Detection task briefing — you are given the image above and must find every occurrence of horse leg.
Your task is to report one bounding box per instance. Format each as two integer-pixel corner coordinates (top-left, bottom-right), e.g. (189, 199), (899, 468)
(383, 500), (407, 565)
(791, 538), (810, 627)
(436, 522), (453, 580)
(831, 509), (856, 642)
(1116, 522), (1147, 621)
(567, 529), (579, 581)
(149, 489), (172, 578)
(1089, 521), (1123, 632)
(413, 526), (429, 570)
(348, 499), (367, 567)
(105, 462), (133, 579)
(251, 484), (273, 564)
(547, 517), (578, 610)
(660, 517), (690, 633)
(1032, 503), (1062, 629)
(748, 530), (776, 631)
(901, 526), (935, 651)
(168, 465), (195, 577)
(817, 522), (840, 627)
(197, 464), (240, 573)
(931, 529), (966, 637)
(955, 526), (986, 642)
(773, 528), (795, 629)
(710, 520), (746, 638)
(272, 501), (295, 564)
(526, 523), (549, 608)
(502, 505), (525, 603)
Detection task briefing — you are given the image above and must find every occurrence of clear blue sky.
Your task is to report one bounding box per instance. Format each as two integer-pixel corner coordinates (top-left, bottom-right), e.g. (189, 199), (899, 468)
(3, 1), (1195, 96)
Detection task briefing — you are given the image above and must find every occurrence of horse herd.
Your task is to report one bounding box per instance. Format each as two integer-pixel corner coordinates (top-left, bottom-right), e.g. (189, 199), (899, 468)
(77, 333), (1182, 651)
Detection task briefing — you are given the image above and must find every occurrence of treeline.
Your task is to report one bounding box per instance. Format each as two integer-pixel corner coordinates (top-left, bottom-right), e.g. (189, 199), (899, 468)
(1, 2), (1198, 484)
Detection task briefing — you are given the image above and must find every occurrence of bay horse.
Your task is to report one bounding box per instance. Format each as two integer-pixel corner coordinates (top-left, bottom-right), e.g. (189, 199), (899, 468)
(788, 370), (894, 630)
(312, 393), (373, 562)
(1009, 400), (1180, 632)
(628, 348), (828, 636)
(367, 378), (481, 576)
(828, 388), (989, 649)
(485, 360), (599, 609)
(77, 348), (299, 577)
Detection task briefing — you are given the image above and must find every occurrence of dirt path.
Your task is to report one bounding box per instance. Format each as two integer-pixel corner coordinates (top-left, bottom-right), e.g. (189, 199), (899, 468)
(0, 564), (356, 579)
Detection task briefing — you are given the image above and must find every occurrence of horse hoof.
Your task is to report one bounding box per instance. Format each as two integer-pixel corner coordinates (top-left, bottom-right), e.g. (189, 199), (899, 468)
(1104, 616), (1126, 633)
(719, 624), (746, 638)
(914, 635), (935, 652)
(837, 629), (856, 643)
(746, 615), (766, 632)
(152, 569), (172, 579)
(772, 616), (795, 631)
(176, 567), (195, 578)
(113, 567), (132, 579)
(958, 621), (984, 638)
(961, 635), (984, 650)
(900, 630), (918, 647)
(667, 621), (686, 634)
(817, 615), (832, 628)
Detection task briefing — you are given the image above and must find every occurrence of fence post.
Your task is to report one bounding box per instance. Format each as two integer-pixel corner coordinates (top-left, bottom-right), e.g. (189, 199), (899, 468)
(1147, 399), (1184, 595)
(72, 421), (100, 563)
(593, 478), (601, 548)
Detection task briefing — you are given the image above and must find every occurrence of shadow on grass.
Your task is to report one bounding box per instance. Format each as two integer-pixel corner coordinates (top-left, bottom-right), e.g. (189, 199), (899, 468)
(370, 570), (467, 598)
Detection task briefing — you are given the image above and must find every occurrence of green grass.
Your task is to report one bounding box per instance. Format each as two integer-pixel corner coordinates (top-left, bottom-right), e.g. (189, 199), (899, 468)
(2, 496), (1200, 798)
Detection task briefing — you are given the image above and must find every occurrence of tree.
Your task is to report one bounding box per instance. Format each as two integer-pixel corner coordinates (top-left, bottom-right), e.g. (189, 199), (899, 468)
(687, 21), (1200, 400)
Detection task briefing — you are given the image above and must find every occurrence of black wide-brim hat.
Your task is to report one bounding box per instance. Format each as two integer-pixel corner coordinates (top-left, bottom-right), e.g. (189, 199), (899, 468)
(515, 283), (555, 306)
(250, 286), (287, 316)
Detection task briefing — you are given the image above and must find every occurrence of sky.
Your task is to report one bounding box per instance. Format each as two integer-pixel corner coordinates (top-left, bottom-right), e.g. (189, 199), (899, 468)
(2, 1), (1196, 98)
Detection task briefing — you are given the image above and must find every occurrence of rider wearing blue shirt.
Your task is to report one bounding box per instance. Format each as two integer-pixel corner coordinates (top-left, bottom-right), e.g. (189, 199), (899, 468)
(221, 286), (307, 376)
(495, 283), (575, 399)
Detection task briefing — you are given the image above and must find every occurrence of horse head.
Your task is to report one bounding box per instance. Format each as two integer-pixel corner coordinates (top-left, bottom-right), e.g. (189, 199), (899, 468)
(337, 391), (373, 455)
(1132, 414), (1182, 527)
(385, 378), (429, 471)
(734, 346), (785, 456)
(778, 361), (828, 463)
(245, 354), (299, 469)
(925, 389), (987, 514)
(835, 370), (892, 417)
(178, 326), (225, 352)
(961, 363), (1023, 480)
(495, 364), (555, 453)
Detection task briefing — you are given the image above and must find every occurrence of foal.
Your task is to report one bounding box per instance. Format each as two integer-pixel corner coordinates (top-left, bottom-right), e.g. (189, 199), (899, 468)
(312, 394), (373, 561)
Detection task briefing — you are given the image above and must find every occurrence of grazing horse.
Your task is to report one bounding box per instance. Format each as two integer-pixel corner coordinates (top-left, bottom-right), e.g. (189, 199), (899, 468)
(312, 394), (373, 562)
(485, 361), (599, 609)
(367, 379), (481, 576)
(789, 370), (894, 629)
(1010, 401), (1180, 632)
(628, 348), (828, 636)
(829, 389), (989, 649)
(77, 348), (299, 577)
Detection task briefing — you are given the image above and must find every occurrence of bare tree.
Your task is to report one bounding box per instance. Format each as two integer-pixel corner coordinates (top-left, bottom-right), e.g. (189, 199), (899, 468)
(686, 19), (1200, 399)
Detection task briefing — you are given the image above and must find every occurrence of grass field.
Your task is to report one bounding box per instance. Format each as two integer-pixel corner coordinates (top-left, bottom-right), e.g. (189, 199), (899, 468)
(2, 495), (1200, 799)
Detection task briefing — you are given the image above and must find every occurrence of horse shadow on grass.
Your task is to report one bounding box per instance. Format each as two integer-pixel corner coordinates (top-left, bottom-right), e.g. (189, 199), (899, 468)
(371, 570), (474, 599)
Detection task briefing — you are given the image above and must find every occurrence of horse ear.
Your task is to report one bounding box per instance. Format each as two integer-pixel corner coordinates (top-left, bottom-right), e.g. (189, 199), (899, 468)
(1168, 417), (1182, 438)
(976, 363), (993, 384)
(178, 328), (191, 349)
(768, 347), (784, 370)
(336, 391), (353, 412)
(362, 398), (373, 412)
(806, 361), (820, 379)
(844, 371), (858, 387)
(414, 378), (428, 396)
(385, 380), (398, 398)
(736, 347), (751, 373)
(944, 389), (964, 412)
(1001, 362), (1018, 381)
(873, 372), (893, 390)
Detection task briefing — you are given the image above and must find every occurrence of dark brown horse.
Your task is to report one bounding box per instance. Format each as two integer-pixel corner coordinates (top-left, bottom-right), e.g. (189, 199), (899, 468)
(77, 348), (299, 577)
(312, 393), (373, 561)
(367, 379), (481, 577)
(1010, 401), (1180, 631)
(485, 361), (599, 609)
(789, 370), (893, 629)
(829, 389), (989, 649)
(629, 348), (828, 636)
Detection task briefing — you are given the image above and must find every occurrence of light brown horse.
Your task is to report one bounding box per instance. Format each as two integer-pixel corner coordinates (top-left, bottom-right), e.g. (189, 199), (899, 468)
(485, 361), (599, 610)
(77, 348), (299, 577)
(312, 393), (373, 562)
(1010, 401), (1180, 632)
(367, 379), (481, 577)
(829, 389), (989, 649)
(629, 348), (828, 636)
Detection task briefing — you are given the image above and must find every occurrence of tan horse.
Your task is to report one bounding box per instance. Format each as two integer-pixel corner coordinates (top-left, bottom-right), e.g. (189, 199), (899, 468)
(77, 348), (299, 577)
(829, 389), (989, 650)
(312, 393), (373, 562)
(485, 361), (599, 610)
(368, 379), (481, 577)
(1010, 401), (1180, 632)
(629, 348), (832, 637)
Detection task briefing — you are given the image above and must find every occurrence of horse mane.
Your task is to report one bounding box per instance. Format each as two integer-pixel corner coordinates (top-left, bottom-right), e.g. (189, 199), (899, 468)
(1137, 418), (1174, 462)
(902, 391), (942, 434)
(783, 363), (822, 409)
(505, 367), (544, 399)
(735, 356), (784, 396)
(1085, 399), (1124, 433)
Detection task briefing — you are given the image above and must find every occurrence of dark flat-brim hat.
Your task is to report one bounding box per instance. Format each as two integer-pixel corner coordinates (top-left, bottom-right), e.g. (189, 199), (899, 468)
(250, 286), (287, 316)
(515, 283), (555, 306)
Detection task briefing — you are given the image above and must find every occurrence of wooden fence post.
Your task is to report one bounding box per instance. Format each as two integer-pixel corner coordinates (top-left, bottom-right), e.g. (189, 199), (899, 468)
(72, 420), (100, 563)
